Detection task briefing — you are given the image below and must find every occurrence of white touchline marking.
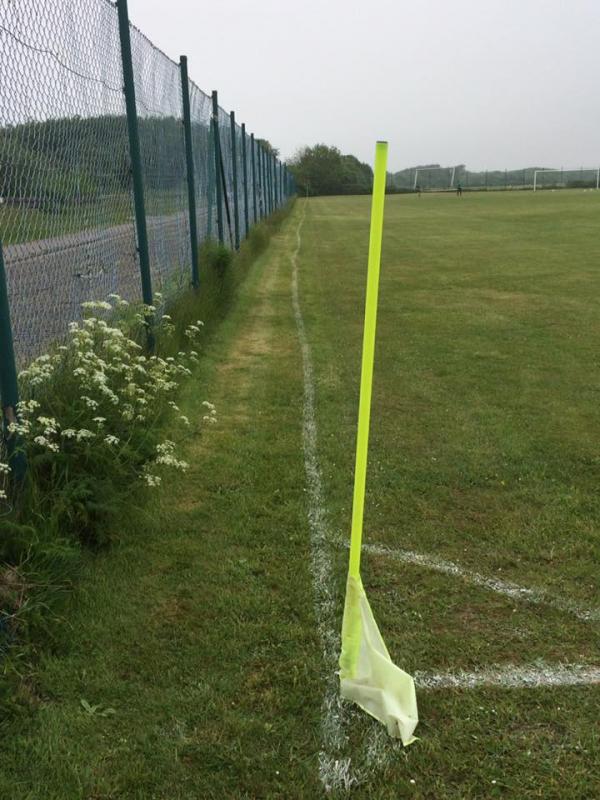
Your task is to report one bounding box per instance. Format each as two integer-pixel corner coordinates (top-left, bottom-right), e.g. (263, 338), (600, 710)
(290, 203), (358, 792)
(415, 662), (600, 690)
(352, 540), (600, 624)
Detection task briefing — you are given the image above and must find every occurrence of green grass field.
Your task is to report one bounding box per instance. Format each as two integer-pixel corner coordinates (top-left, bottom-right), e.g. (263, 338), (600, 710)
(1, 190), (599, 798)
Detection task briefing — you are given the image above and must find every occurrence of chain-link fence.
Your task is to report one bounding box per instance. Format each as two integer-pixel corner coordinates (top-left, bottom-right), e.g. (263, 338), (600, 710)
(0, 0), (295, 369)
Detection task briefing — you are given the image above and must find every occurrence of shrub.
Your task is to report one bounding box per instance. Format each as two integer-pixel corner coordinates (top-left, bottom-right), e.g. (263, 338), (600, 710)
(3, 295), (214, 547)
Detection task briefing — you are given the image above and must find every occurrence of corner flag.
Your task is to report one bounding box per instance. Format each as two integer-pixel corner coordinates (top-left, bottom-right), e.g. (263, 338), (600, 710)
(339, 141), (419, 745)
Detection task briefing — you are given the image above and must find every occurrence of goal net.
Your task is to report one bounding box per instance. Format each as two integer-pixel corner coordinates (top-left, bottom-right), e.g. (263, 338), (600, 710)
(533, 168), (600, 191)
(412, 166), (457, 190)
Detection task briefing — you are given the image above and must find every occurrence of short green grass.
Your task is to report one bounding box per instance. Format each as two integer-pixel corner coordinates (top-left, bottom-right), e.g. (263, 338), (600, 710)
(1, 191), (599, 798)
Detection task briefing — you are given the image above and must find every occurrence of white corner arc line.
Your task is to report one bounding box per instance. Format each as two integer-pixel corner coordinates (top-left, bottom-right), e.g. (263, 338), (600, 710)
(415, 662), (600, 690)
(356, 541), (600, 624)
(290, 203), (358, 792)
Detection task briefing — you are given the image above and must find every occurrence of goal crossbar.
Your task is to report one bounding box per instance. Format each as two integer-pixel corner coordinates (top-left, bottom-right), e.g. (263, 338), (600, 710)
(533, 167), (600, 191)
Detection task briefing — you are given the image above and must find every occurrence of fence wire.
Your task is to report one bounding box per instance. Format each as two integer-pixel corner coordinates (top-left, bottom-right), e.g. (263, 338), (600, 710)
(129, 22), (189, 297)
(188, 81), (215, 243)
(0, 0), (138, 365)
(0, 0), (294, 368)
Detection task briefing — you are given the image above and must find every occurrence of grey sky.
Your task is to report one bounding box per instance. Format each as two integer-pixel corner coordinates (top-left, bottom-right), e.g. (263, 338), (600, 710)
(128, 0), (600, 172)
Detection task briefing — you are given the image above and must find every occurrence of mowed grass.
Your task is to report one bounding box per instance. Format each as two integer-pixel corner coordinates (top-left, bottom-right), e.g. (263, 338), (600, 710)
(298, 190), (600, 796)
(1, 191), (599, 798)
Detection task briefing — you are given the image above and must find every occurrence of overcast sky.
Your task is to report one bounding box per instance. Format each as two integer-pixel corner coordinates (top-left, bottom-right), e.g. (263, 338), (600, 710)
(128, 0), (600, 172)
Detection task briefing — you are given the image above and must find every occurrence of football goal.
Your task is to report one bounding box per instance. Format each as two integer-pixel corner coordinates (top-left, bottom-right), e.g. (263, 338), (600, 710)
(413, 166), (457, 190)
(533, 167), (600, 191)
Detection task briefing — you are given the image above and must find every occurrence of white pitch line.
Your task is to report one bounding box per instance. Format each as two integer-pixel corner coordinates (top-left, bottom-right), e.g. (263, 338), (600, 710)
(356, 541), (600, 624)
(415, 662), (600, 690)
(290, 204), (357, 792)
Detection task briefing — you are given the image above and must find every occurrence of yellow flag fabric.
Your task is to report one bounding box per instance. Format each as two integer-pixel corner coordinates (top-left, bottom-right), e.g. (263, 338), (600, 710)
(339, 141), (419, 745)
(340, 576), (418, 744)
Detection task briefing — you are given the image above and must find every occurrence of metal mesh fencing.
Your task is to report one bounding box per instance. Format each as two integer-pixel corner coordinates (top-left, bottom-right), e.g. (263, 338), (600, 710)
(0, 0), (295, 370)
(217, 106), (235, 249)
(129, 22), (189, 298)
(188, 81), (215, 243)
(0, 0), (138, 365)
(248, 136), (258, 229)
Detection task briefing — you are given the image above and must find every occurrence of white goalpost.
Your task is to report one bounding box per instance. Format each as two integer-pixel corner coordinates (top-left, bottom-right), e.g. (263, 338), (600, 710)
(533, 167), (600, 192)
(413, 166), (456, 190)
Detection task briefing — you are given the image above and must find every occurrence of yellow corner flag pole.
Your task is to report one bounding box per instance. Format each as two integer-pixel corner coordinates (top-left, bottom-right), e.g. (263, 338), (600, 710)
(348, 141), (388, 581)
(339, 141), (419, 745)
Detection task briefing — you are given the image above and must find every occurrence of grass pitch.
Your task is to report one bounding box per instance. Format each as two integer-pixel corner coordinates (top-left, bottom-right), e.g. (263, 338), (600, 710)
(1, 190), (599, 798)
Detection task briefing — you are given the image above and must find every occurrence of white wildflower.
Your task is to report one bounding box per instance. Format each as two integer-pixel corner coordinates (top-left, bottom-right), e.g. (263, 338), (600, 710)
(33, 435), (59, 452)
(81, 396), (99, 410)
(121, 405), (134, 421)
(17, 399), (40, 414)
(82, 300), (112, 311)
(37, 416), (59, 435)
(8, 420), (31, 436)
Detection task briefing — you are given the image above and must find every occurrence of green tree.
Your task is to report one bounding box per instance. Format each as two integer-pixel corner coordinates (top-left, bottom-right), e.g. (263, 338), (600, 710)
(289, 144), (373, 196)
(256, 138), (279, 157)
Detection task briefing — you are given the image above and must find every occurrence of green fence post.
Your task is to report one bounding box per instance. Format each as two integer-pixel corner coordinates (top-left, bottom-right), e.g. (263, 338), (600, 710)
(274, 158), (279, 208)
(206, 122), (215, 240)
(261, 147), (269, 217)
(280, 162), (284, 204)
(263, 146), (268, 216)
(265, 147), (270, 215)
(258, 144), (265, 217)
(116, 0), (154, 337)
(229, 111), (240, 250)
(250, 133), (258, 225)
(179, 56), (200, 289)
(266, 152), (271, 214)
(211, 91), (224, 245)
(0, 242), (26, 482)
(241, 123), (249, 239)
(279, 160), (283, 206)
(270, 154), (275, 212)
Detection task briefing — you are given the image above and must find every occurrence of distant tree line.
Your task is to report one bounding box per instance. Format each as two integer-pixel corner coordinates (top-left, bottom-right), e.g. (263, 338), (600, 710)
(288, 144), (373, 196)
(0, 114), (210, 211)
